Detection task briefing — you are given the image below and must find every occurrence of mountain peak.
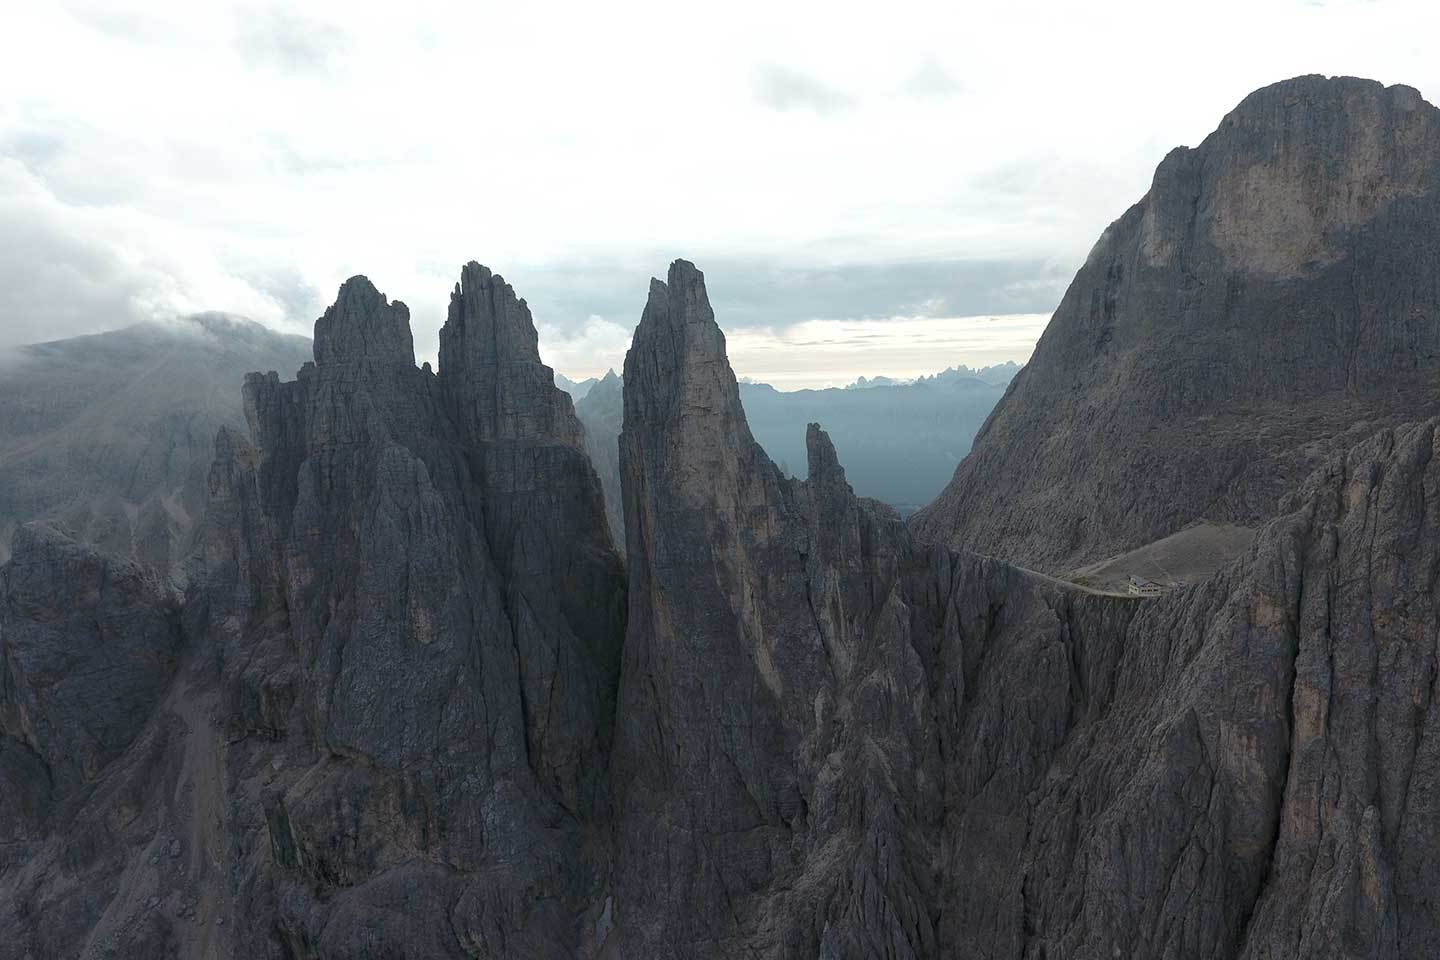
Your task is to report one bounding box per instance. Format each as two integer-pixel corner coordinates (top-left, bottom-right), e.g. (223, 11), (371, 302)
(1138, 73), (1440, 281)
(442, 261), (542, 366)
(913, 72), (1440, 570)
(805, 421), (847, 492)
(437, 261), (584, 446)
(624, 259), (740, 434)
(312, 275), (414, 366)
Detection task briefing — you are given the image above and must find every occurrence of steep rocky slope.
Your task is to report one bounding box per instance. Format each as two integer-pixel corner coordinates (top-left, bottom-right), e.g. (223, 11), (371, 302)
(0, 524), (183, 842)
(913, 75), (1440, 572)
(0, 315), (310, 570)
(609, 260), (1440, 958)
(204, 264), (625, 958)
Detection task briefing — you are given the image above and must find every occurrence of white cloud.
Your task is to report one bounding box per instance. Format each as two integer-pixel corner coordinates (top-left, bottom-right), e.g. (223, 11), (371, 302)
(724, 313), (1052, 390)
(753, 63), (857, 115)
(900, 59), (962, 100)
(534, 315), (636, 380)
(233, 5), (347, 74)
(1, 0), (1437, 365)
(0, 159), (294, 346)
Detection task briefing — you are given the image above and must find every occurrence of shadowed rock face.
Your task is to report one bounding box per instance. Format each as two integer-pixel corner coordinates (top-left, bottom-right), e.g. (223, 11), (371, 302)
(311, 276), (414, 366)
(441, 261), (588, 447)
(212, 267), (625, 957)
(0, 524), (182, 834)
(0, 266), (625, 959)
(912, 75), (1440, 572)
(611, 259), (944, 956)
(606, 261), (1128, 957)
(609, 259), (1440, 958)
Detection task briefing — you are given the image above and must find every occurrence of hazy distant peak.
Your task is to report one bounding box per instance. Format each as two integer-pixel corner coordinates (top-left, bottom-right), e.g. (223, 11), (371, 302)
(918, 360), (1023, 387)
(845, 374), (907, 390)
(555, 372), (601, 400)
(842, 360), (1023, 391)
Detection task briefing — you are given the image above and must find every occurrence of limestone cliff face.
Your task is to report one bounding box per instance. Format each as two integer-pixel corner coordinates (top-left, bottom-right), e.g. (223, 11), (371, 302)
(440, 261), (588, 447)
(210, 268), (625, 958)
(929, 416), (1440, 959)
(606, 261), (1133, 957)
(913, 75), (1440, 572)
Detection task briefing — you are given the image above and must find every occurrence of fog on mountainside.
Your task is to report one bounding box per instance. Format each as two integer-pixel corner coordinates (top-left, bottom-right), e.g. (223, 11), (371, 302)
(0, 315), (310, 569)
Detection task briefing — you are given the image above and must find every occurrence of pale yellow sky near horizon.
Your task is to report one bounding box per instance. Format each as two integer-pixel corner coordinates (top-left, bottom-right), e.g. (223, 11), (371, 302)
(541, 312), (1052, 391)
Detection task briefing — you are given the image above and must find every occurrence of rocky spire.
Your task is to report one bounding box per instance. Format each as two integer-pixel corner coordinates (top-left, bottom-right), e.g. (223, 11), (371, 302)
(611, 258), (944, 956)
(204, 266), (623, 956)
(441, 261), (541, 365)
(439, 260), (584, 446)
(805, 420), (847, 492)
(621, 260), (748, 446)
(311, 275), (414, 366)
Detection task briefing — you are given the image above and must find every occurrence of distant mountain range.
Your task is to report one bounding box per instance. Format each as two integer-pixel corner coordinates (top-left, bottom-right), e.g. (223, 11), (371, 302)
(553, 371), (600, 401)
(565, 360), (1019, 524)
(845, 360), (1021, 389)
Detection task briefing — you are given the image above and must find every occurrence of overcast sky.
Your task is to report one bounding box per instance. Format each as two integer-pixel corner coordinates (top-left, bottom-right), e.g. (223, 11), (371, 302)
(3, 0), (1437, 386)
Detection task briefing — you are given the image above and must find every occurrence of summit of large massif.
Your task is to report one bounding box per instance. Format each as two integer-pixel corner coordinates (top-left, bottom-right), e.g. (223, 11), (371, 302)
(912, 75), (1440, 571)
